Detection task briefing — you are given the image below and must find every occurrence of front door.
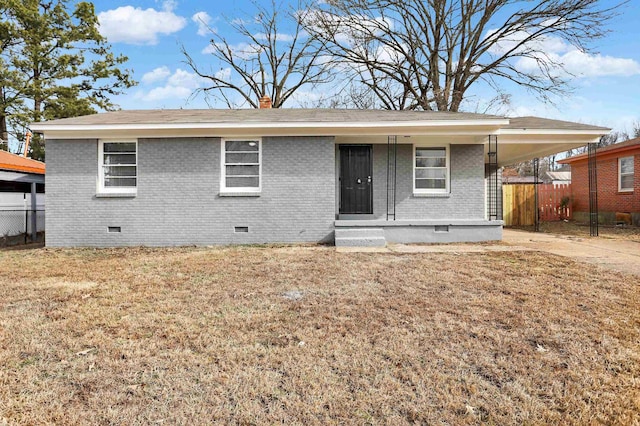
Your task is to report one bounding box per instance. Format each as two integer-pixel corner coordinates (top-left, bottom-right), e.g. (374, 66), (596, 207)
(339, 145), (373, 214)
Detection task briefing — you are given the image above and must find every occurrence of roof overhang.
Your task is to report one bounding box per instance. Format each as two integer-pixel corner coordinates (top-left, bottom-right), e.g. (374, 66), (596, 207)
(493, 130), (604, 166)
(0, 170), (45, 184)
(30, 119), (509, 139)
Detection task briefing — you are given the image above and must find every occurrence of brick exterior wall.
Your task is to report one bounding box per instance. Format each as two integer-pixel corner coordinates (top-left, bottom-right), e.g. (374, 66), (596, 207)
(46, 136), (336, 247)
(571, 150), (640, 225)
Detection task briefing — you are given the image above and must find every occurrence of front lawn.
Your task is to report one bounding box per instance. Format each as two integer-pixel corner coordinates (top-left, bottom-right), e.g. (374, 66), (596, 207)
(1, 246), (638, 424)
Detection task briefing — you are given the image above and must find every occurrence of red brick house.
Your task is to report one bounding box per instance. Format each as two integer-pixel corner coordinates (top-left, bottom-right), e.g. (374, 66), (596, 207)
(559, 138), (640, 226)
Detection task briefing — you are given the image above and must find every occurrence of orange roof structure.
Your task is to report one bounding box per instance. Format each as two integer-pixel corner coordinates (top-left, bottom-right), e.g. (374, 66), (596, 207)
(0, 150), (45, 174)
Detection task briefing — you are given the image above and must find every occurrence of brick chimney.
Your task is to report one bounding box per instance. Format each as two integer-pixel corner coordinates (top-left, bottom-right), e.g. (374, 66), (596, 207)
(259, 96), (272, 109)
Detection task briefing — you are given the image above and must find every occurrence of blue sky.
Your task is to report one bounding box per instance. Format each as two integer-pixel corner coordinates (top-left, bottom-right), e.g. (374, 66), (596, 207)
(94, 0), (640, 133)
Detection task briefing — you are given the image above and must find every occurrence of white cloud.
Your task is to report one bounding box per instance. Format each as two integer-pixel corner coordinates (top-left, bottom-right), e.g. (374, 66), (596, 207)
(141, 66), (171, 84)
(134, 68), (204, 102)
(192, 11), (212, 36)
(517, 50), (640, 78)
(201, 42), (262, 59)
(139, 85), (193, 102)
(98, 5), (187, 45)
(215, 68), (231, 81)
(253, 32), (296, 42)
(159, 0), (177, 12)
(485, 28), (640, 78)
(230, 18), (251, 26)
(167, 69), (202, 89)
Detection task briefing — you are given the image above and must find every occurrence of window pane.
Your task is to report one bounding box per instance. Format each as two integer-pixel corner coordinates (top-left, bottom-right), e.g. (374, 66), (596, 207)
(621, 175), (634, 189)
(416, 158), (446, 167)
(104, 143), (136, 153)
(105, 177), (137, 187)
(620, 157), (634, 174)
(104, 166), (137, 177)
(416, 168), (447, 179)
(226, 165), (259, 176)
(416, 148), (446, 158)
(226, 153), (259, 164)
(104, 153), (136, 165)
(226, 177), (259, 188)
(226, 140), (259, 152)
(416, 178), (446, 189)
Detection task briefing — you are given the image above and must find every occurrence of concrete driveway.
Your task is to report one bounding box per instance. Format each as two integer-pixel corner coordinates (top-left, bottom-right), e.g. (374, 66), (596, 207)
(342, 228), (640, 277)
(501, 228), (640, 276)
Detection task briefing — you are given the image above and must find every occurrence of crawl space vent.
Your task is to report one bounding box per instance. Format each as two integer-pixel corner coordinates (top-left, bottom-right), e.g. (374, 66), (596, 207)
(108, 226), (121, 233)
(234, 226), (249, 233)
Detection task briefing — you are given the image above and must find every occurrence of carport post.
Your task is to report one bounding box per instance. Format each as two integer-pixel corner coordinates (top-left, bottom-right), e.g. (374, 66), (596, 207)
(533, 157), (540, 232)
(588, 143), (598, 237)
(30, 182), (37, 242)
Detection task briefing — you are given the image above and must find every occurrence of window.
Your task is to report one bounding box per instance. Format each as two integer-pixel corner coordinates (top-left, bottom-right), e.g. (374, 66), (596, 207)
(619, 156), (634, 192)
(98, 140), (137, 193)
(221, 139), (261, 193)
(414, 146), (449, 193)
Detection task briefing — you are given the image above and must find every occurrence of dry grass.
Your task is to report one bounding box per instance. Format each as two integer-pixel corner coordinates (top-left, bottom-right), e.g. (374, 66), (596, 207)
(534, 221), (640, 242)
(1, 246), (639, 425)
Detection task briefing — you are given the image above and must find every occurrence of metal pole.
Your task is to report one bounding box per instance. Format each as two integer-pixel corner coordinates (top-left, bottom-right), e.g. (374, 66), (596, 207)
(588, 143), (599, 236)
(30, 182), (37, 242)
(534, 157), (539, 232)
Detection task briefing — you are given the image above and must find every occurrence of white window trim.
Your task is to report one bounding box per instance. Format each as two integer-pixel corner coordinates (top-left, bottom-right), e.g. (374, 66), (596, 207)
(413, 145), (450, 194)
(220, 138), (262, 194)
(619, 156), (634, 192)
(98, 139), (137, 194)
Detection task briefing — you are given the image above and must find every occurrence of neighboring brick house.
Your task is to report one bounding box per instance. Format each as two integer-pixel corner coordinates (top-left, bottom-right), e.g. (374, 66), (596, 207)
(559, 138), (640, 226)
(31, 108), (607, 247)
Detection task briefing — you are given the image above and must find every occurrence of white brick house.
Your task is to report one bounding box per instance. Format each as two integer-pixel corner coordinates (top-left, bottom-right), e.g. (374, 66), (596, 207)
(31, 109), (607, 247)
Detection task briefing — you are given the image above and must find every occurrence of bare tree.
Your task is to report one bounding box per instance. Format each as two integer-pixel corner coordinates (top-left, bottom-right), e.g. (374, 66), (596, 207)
(183, 0), (334, 108)
(631, 120), (640, 139)
(308, 0), (623, 111)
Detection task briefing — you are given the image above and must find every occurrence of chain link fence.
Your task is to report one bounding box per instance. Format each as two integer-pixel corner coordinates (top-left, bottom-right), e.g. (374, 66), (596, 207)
(0, 209), (45, 246)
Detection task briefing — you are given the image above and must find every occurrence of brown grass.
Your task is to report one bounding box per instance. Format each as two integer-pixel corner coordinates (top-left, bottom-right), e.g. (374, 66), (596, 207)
(534, 220), (640, 242)
(1, 246), (639, 425)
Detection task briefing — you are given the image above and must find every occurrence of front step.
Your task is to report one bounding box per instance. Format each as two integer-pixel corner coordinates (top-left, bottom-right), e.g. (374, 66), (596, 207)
(335, 228), (386, 247)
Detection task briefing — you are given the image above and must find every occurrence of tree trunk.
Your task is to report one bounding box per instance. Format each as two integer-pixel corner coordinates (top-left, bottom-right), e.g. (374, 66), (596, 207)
(0, 85), (8, 151)
(0, 112), (8, 151)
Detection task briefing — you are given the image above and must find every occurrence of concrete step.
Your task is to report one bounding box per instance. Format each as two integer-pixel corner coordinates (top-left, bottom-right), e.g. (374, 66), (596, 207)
(335, 227), (385, 239)
(335, 236), (387, 247)
(335, 228), (386, 247)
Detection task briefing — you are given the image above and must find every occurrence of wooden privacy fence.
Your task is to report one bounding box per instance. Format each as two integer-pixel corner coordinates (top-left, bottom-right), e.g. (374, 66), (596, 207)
(538, 184), (572, 221)
(502, 183), (572, 226)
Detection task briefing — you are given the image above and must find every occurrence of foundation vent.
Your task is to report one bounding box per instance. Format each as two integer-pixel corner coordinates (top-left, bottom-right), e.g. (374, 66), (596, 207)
(234, 226), (249, 233)
(108, 226), (121, 233)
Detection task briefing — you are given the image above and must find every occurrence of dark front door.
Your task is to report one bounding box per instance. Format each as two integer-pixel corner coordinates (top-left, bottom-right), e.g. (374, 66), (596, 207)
(339, 145), (373, 214)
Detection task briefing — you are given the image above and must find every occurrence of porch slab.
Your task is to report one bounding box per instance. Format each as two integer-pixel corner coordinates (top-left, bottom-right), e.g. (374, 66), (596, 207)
(335, 219), (503, 244)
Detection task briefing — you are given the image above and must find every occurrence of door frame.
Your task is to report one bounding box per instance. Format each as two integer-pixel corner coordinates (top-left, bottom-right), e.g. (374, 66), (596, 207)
(338, 144), (374, 215)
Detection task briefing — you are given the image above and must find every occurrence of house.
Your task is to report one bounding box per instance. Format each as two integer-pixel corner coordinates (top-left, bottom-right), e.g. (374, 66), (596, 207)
(30, 108), (608, 247)
(502, 168), (543, 185)
(0, 149), (45, 192)
(0, 150), (46, 242)
(543, 170), (571, 185)
(559, 138), (640, 226)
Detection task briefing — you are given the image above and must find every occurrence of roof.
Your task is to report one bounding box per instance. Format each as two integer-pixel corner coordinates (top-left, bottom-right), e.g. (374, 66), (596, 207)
(505, 116), (609, 132)
(559, 138), (640, 163)
(0, 150), (45, 174)
(31, 109), (506, 126)
(544, 171), (571, 181)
